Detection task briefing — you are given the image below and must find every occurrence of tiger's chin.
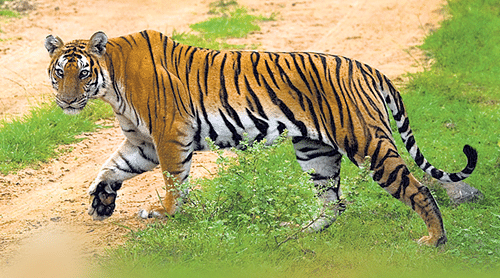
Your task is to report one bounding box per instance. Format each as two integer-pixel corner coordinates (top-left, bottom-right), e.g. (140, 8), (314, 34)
(62, 107), (84, 115)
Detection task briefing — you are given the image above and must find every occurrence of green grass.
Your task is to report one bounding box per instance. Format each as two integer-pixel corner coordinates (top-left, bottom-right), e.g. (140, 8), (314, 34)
(190, 7), (267, 39)
(95, 0), (500, 276)
(0, 9), (18, 18)
(0, 0), (19, 18)
(0, 100), (113, 174)
(171, 30), (246, 51)
(172, 4), (275, 50)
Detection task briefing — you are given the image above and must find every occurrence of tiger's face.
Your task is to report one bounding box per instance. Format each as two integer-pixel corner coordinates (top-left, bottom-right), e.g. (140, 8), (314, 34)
(44, 32), (109, 115)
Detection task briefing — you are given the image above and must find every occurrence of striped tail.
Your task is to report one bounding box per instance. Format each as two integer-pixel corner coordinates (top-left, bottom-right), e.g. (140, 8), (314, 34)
(380, 76), (477, 183)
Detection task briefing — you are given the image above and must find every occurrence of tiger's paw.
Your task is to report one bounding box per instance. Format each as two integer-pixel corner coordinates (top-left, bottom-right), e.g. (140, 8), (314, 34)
(305, 215), (336, 233)
(137, 189), (189, 219)
(305, 202), (345, 232)
(88, 180), (122, 221)
(417, 234), (447, 247)
(138, 207), (168, 219)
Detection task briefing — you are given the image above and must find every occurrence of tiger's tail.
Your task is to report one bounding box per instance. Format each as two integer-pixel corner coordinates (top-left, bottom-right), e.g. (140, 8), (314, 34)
(380, 75), (477, 183)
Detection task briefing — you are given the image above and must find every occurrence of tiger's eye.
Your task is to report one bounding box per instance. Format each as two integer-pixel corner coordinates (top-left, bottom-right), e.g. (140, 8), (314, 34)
(55, 69), (64, 78)
(79, 69), (90, 79)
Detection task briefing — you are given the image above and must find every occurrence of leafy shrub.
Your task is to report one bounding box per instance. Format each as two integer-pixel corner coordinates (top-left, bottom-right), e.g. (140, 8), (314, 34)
(108, 134), (322, 273)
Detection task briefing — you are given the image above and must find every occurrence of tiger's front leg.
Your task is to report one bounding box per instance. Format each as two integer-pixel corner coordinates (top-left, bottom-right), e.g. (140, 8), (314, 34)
(88, 139), (159, 220)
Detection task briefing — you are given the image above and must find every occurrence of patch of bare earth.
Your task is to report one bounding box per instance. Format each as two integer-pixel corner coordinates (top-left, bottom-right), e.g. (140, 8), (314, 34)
(0, 0), (445, 276)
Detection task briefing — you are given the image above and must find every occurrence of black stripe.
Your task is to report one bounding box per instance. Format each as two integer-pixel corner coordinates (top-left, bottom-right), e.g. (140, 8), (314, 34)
(184, 47), (196, 91)
(354, 78), (378, 122)
(296, 149), (339, 161)
(414, 149), (425, 166)
(246, 96), (255, 112)
(116, 155), (146, 174)
(171, 40), (179, 70)
(244, 75), (268, 120)
(333, 56), (345, 126)
(304, 96), (322, 141)
(164, 139), (193, 149)
(193, 112), (203, 151)
(431, 168), (444, 179)
(138, 145), (159, 165)
(264, 58), (281, 90)
(129, 35), (138, 45)
(297, 146), (319, 153)
(275, 57), (306, 111)
(290, 53), (313, 94)
(219, 109), (242, 145)
(107, 59), (125, 114)
(391, 167), (410, 199)
(198, 79), (218, 142)
(379, 164), (406, 188)
(398, 118), (410, 134)
(245, 108), (269, 140)
(263, 77), (307, 136)
(405, 135), (416, 150)
(119, 36), (133, 48)
(219, 54), (244, 129)
(250, 52), (261, 86)
(162, 36), (169, 65)
(211, 51), (221, 66)
(181, 151), (193, 165)
(167, 69), (189, 117)
(147, 101), (153, 134)
(203, 54), (211, 96)
(234, 52), (242, 95)
(374, 144), (399, 170)
(277, 121), (286, 134)
(141, 31), (161, 132)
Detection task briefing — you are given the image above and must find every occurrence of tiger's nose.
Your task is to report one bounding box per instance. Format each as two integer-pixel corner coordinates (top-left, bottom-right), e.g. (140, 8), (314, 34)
(59, 95), (79, 104)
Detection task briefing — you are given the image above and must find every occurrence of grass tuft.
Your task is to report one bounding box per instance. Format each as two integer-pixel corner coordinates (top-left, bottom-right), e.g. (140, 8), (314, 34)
(172, 3), (275, 50)
(0, 9), (18, 18)
(0, 100), (113, 174)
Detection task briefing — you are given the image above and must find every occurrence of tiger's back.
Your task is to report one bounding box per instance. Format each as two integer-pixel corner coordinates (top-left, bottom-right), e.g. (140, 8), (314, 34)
(45, 30), (477, 247)
(107, 32), (391, 158)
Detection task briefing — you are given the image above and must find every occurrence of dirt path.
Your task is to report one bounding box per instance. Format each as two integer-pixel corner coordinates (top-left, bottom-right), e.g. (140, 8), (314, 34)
(0, 0), (445, 275)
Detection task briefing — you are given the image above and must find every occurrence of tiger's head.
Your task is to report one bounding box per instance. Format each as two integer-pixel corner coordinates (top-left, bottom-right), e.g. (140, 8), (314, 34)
(44, 32), (109, 115)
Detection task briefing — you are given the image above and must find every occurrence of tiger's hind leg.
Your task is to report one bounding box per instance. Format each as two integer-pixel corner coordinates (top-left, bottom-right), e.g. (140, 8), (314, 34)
(292, 137), (345, 232)
(368, 139), (447, 246)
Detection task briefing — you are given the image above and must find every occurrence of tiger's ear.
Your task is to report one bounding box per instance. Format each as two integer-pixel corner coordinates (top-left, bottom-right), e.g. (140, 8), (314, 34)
(45, 35), (64, 57)
(88, 31), (108, 57)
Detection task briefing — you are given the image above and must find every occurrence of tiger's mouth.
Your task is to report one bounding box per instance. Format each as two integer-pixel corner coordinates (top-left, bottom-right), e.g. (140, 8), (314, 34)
(55, 96), (88, 115)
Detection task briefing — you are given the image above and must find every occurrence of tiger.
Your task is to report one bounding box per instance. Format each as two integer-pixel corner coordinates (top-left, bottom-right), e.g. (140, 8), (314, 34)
(44, 30), (477, 247)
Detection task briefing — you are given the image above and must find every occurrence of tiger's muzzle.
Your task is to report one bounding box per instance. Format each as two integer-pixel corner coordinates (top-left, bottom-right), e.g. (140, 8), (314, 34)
(55, 95), (88, 115)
